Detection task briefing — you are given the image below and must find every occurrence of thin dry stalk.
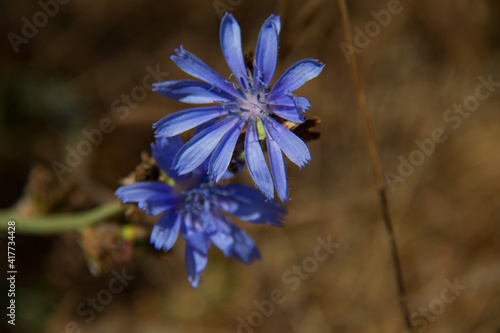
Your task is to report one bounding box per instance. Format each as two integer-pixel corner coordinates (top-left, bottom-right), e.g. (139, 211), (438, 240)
(337, 0), (413, 331)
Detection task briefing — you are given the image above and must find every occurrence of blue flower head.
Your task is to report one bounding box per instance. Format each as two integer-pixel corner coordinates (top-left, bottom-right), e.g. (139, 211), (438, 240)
(153, 13), (324, 202)
(115, 137), (286, 287)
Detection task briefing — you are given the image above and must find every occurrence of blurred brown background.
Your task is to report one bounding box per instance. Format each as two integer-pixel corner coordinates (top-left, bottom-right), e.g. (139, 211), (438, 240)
(1, 0), (500, 332)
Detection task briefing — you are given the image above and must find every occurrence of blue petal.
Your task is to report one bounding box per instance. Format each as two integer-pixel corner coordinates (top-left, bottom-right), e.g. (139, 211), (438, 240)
(216, 183), (286, 225)
(270, 105), (304, 123)
(263, 115), (310, 168)
(208, 119), (245, 181)
(174, 117), (240, 175)
(171, 46), (240, 99)
(220, 13), (248, 88)
(253, 14), (280, 89)
(151, 136), (185, 181)
(153, 79), (233, 103)
(190, 119), (218, 176)
(185, 244), (208, 288)
(271, 91), (311, 122)
(265, 130), (289, 202)
(285, 91), (311, 116)
(271, 94), (311, 110)
(270, 92), (311, 123)
(205, 210), (261, 263)
(153, 106), (227, 137)
(115, 182), (179, 215)
(150, 208), (181, 251)
(184, 231), (211, 254)
(210, 231), (234, 257)
(228, 223), (261, 264)
(269, 59), (325, 98)
(203, 212), (234, 257)
(244, 120), (274, 199)
(193, 118), (218, 135)
(181, 213), (211, 253)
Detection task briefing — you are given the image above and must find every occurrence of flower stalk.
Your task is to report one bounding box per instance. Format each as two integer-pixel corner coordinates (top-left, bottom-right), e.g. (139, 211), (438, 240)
(337, 0), (413, 331)
(0, 202), (125, 235)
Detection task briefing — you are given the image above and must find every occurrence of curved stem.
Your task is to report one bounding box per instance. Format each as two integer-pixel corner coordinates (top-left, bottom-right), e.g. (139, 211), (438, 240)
(0, 202), (125, 235)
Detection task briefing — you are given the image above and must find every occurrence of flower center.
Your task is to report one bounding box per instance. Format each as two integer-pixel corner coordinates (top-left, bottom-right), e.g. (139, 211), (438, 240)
(181, 185), (216, 217)
(239, 89), (268, 120)
(221, 72), (270, 123)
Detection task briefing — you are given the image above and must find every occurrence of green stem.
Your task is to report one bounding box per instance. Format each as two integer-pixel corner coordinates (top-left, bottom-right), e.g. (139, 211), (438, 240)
(0, 202), (125, 235)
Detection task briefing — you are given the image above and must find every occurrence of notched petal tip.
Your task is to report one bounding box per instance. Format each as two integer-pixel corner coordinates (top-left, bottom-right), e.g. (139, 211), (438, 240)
(270, 58), (325, 97)
(253, 14), (281, 87)
(175, 44), (185, 54)
(268, 14), (281, 34)
(220, 12), (247, 87)
(222, 12), (235, 21)
(299, 58), (325, 69)
(150, 212), (181, 252)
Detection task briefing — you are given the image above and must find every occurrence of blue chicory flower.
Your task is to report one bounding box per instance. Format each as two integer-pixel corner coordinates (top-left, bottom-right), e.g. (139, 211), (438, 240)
(115, 136), (286, 287)
(153, 13), (324, 202)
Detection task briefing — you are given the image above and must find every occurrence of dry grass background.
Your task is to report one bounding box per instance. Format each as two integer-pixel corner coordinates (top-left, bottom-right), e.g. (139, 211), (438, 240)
(1, 0), (500, 332)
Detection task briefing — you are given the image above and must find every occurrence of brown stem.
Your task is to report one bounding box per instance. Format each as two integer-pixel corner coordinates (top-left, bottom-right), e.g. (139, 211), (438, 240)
(337, 0), (412, 331)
